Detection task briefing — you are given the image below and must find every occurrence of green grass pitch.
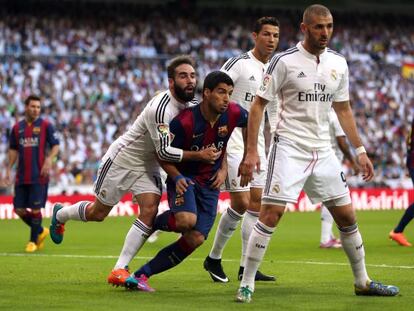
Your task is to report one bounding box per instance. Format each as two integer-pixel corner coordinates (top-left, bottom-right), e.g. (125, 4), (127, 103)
(0, 210), (413, 310)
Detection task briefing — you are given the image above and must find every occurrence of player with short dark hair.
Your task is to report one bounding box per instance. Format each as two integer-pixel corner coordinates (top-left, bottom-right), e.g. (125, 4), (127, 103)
(6, 95), (60, 252)
(49, 56), (221, 285)
(204, 16), (279, 283)
(236, 4), (399, 302)
(124, 71), (248, 292)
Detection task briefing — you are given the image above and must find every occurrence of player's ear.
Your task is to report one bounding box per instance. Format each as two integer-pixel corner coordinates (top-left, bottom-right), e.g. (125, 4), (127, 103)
(252, 31), (258, 41)
(300, 22), (307, 34)
(203, 88), (211, 98)
(168, 78), (174, 89)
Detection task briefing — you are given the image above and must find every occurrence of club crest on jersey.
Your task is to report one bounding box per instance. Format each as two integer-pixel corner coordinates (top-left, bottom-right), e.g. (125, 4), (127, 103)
(32, 127), (41, 134)
(157, 124), (169, 137)
(331, 69), (337, 81)
(218, 125), (228, 137)
(175, 194), (185, 206)
(100, 189), (107, 199)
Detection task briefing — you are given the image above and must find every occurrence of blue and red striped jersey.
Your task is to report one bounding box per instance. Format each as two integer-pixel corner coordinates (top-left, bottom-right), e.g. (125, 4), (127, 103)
(9, 117), (59, 185)
(169, 102), (248, 186)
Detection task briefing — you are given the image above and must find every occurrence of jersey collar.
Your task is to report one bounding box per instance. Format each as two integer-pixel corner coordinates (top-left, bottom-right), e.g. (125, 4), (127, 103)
(297, 42), (327, 61)
(248, 50), (267, 66)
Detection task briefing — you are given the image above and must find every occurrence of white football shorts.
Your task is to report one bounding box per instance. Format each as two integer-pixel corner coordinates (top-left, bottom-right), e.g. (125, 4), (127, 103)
(224, 152), (267, 192)
(94, 157), (162, 206)
(262, 136), (350, 204)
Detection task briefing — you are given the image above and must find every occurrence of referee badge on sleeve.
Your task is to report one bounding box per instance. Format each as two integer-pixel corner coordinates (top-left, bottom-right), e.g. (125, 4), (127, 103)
(157, 124), (169, 137)
(260, 74), (271, 92)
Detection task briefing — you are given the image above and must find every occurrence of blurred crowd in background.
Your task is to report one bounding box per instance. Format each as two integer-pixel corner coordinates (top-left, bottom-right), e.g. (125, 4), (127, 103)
(0, 2), (413, 193)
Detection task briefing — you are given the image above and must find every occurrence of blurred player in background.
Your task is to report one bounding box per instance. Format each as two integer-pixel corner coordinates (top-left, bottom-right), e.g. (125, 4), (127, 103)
(6, 95), (59, 252)
(389, 118), (414, 247)
(204, 16), (279, 283)
(124, 71), (248, 291)
(237, 4), (399, 303)
(320, 109), (360, 248)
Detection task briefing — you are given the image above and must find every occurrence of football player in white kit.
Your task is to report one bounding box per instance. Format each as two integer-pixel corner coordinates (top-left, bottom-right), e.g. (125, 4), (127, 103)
(48, 56), (221, 284)
(320, 109), (360, 248)
(203, 17), (279, 283)
(236, 4), (399, 302)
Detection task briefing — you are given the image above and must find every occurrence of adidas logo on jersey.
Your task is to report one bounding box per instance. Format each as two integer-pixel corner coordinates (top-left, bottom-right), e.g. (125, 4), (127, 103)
(297, 71), (307, 78)
(249, 75), (256, 81)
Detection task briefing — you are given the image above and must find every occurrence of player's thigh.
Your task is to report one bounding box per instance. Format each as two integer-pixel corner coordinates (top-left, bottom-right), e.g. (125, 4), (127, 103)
(13, 184), (30, 209)
(250, 154), (267, 189)
(27, 184), (48, 209)
(194, 185), (220, 239)
(131, 171), (162, 218)
(304, 149), (350, 204)
(94, 158), (142, 206)
(262, 137), (310, 204)
(224, 152), (248, 192)
(166, 181), (196, 213)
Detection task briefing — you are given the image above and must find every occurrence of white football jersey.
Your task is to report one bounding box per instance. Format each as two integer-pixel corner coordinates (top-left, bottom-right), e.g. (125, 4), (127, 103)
(104, 90), (195, 171)
(221, 50), (267, 156)
(328, 109), (345, 160)
(258, 42), (349, 148)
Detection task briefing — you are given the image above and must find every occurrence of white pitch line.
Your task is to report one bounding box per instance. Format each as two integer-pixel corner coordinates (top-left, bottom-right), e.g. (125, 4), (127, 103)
(1, 252), (413, 270)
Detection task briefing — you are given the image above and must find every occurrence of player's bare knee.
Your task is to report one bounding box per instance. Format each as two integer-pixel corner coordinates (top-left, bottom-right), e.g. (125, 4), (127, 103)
(138, 204), (158, 225)
(249, 188), (262, 212)
(14, 208), (26, 217)
(86, 202), (110, 222)
(183, 231), (205, 248)
(175, 212), (196, 231)
(230, 192), (249, 214)
(260, 204), (285, 227)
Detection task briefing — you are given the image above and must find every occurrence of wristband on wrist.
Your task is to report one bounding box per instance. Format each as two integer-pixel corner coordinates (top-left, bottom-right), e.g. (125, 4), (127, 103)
(355, 146), (366, 156)
(173, 175), (184, 183)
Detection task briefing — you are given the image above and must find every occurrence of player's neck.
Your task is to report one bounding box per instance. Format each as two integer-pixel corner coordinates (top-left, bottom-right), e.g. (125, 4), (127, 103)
(25, 116), (37, 124)
(200, 101), (220, 127)
(302, 41), (324, 57)
(252, 48), (270, 64)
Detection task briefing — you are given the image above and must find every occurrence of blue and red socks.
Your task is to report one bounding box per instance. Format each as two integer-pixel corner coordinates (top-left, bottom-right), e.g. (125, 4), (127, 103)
(134, 236), (195, 277)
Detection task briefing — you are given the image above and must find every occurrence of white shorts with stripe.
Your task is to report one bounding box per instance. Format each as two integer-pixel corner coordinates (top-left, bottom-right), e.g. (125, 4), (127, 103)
(224, 152), (267, 192)
(262, 136), (350, 204)
(94, 157), (162, 206)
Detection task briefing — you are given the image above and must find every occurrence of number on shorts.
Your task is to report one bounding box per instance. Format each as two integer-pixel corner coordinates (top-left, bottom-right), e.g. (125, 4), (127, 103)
(340, 171), (347, 183)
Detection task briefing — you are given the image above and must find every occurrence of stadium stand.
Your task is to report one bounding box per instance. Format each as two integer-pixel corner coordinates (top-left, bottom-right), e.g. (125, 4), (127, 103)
(0, 1), (413, 193)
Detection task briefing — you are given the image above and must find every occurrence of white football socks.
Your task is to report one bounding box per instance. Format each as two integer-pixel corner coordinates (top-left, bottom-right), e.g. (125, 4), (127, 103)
(339, 224), (370, 288)
(240, 220), (275, 291)
(320, 205), (335, 244)
(209, 207), (243, 260)
(56, 201), (91, 223)
(114, 219), (152, 269)
(240, 210), (259, 267)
